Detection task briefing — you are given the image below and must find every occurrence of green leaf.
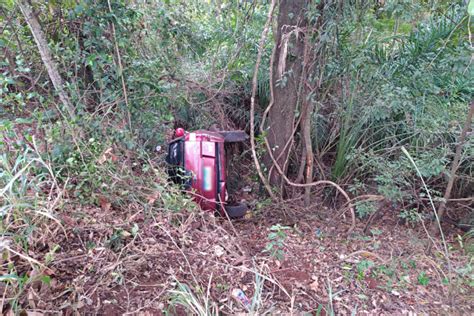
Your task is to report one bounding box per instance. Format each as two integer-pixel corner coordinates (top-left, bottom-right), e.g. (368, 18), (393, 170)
(264, 243), (274, 251)
(417, 272), (429, 286)
(41, 275), (51, 285)
(75, 4), (84, 14)
(468, 0), (474, 16)
(268, 232), (278, 240)
(0, 274), (20, 282)
(0, 0), (14, 9)
(15, 118), (32, 124)
(131, 223), (139, 237)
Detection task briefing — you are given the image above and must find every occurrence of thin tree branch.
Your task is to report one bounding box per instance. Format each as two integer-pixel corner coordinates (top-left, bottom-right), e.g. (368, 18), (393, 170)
(431, 100), (474, 233)
(18, 0), (76, 120)
(107, 0), (132, 131)
(250, 0), (277, 200)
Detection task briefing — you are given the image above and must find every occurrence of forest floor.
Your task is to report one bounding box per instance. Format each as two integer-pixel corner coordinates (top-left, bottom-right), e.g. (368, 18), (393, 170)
(5, 198), (472, 315)
(2, 125), (472, 314)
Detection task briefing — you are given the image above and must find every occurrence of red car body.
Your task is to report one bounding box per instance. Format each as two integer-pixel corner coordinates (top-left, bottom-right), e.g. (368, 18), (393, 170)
(166, 128), (248, 217)
(184, 130), (227, 211)
(166, 130), (227, 213)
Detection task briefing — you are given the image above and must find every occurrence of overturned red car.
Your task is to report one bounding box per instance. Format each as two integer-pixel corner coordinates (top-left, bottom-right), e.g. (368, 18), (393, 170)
(165, 128), (248, 217)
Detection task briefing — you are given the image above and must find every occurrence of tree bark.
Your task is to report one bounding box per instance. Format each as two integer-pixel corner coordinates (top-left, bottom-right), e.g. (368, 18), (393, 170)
(265, 0), (308, 187)
(18, 0), (76, 120)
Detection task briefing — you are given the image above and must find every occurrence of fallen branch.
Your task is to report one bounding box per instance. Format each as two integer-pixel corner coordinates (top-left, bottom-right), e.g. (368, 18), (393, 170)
(335, 250), (387, 265)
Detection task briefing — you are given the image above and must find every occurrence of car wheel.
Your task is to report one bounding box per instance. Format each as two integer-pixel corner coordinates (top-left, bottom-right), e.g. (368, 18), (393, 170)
(224, 202), (248, 218)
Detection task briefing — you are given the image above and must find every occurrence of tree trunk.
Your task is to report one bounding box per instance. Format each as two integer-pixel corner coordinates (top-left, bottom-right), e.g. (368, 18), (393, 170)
(265, 0), (308, 187)
(18, 0), (76, 120)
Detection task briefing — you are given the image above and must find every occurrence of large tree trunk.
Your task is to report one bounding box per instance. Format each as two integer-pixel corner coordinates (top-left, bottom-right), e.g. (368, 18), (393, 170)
(18, 0), (76, 120)
(265, 0), (308, 187)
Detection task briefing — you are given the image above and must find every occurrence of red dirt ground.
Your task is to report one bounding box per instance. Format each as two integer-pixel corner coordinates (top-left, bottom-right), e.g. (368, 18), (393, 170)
(2, 199), (472, 315)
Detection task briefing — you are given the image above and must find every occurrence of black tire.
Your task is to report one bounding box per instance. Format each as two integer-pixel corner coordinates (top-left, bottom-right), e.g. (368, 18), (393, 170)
(224, 202), (248, 218)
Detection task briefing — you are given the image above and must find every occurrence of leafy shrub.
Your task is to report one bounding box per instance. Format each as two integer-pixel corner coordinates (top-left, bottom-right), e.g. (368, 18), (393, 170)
(355, 201), (378, 218)
(312, 2), (472, 218)
(265, 224), (291, 261)
(399, 208), (421, 224)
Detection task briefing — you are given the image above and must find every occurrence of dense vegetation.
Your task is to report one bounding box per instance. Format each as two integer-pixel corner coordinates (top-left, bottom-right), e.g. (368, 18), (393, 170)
(1, 0), (473, 314)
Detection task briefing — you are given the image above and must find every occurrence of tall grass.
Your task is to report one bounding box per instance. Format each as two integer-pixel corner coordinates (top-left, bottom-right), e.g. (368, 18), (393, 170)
(168, 280), (219, 316)
(0, 133), (64, 309)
